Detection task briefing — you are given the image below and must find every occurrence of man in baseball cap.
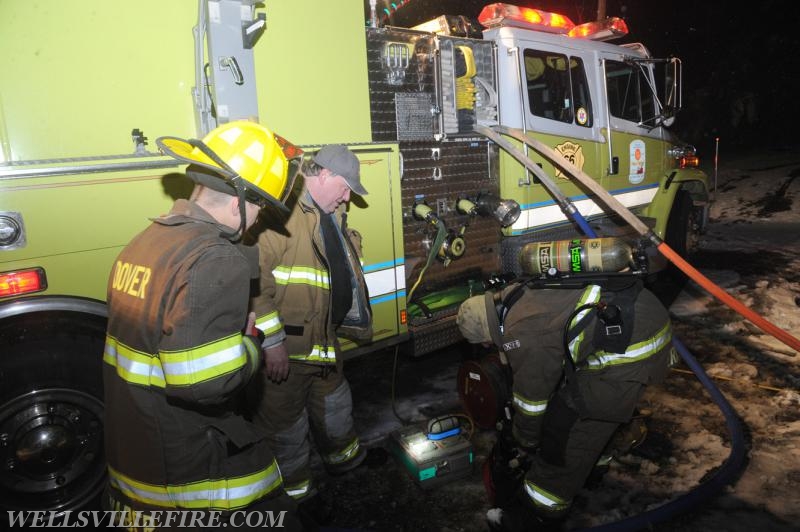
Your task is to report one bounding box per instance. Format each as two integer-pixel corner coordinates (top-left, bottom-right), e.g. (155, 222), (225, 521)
(312, 144), (368, 197)
(249, 144), (372, 519)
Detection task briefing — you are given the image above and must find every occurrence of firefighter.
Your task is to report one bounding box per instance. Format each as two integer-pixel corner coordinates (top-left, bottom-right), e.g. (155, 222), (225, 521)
(102, 121), (307, 530)
(456, 278), (676, 531)
(248, 145), (372, 518)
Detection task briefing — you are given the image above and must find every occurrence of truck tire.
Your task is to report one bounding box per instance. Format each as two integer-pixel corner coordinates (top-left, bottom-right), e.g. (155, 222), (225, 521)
(0, 311), (106, 518)
(650, 189), (700, 305)
(664, 189), (699, 259)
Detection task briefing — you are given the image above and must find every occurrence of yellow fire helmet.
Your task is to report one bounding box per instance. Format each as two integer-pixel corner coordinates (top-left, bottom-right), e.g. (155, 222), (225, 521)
(156, 120), (303, 213)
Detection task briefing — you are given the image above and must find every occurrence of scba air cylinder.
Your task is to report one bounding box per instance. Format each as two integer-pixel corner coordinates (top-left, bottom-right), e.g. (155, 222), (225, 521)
(519, 237), (633, 275)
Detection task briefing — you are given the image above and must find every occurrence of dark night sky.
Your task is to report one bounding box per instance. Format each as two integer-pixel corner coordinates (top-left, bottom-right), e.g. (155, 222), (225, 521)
(370, 0), (800, 155)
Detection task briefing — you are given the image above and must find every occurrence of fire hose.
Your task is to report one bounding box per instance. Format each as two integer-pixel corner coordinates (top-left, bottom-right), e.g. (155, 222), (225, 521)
(580, 336), (746, 532)
(481, 125), (800, 354)
(475, 125), (786, 529)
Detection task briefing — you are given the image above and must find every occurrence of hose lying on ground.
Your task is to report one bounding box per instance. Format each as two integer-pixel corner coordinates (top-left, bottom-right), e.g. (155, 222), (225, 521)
(577, 337), (747, 531)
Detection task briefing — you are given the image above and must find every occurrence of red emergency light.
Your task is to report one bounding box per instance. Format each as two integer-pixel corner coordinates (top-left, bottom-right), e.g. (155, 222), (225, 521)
(0, 267), (47, 297)
(478, 3), (575, 34)
(568, 17), (629, 41)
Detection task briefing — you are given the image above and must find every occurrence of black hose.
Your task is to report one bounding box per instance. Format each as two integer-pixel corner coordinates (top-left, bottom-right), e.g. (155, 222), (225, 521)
(577, 336), (747, 531)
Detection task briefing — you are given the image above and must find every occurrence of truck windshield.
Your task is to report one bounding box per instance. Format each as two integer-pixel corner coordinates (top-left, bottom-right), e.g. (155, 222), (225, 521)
(605, 60), (656, 124)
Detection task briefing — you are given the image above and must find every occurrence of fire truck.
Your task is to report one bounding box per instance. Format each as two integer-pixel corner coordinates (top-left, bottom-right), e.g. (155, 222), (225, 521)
(0, 0), (708, 514)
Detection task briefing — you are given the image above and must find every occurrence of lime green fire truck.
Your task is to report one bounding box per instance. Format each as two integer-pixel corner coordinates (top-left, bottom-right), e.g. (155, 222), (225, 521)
(0, 0), (708, 514)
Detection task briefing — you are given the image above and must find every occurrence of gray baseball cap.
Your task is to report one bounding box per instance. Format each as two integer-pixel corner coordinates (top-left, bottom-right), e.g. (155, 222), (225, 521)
(312, 144), (368, 196)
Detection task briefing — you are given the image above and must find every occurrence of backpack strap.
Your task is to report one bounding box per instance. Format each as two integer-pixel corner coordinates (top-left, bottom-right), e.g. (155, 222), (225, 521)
(592, 279), (642, 354)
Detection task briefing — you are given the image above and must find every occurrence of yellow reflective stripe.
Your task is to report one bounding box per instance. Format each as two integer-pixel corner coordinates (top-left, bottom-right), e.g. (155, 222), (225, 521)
(512, 393), (547, 416)
(284, 480), (311, 500)
(325, 438), (360, 465)
(585, 322), (672, 369)
(256, 311), (283, 335)
(107, 462), (282, 510)
(596, 454), (613, 467)
(273, 265), (330, 289)
(568, 284), (601, 361)
(524, 480), (570, 511)
(104, 336), (166, 388)
(243, 336), (260, 376)
(159, 334), (247, 386)
(288, 344), (336, 364)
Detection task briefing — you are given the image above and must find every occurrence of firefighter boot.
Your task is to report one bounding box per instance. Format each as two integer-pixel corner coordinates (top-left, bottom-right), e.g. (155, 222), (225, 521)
(585, 413), (650, 489)
(325, 445), (367, 476)
(297, 491), (333, 527)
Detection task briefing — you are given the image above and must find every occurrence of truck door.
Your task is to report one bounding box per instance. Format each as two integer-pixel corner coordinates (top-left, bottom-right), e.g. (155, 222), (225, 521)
(504, 41), (605, 234)
(338, 145), (406, 357)
(598, 52), (664, 214)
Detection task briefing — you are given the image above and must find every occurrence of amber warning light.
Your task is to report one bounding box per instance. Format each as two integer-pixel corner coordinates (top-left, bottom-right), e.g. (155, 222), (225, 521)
(0, 268), (47, 297)
(568, 17), (629, 41)
(478, 3), (575, 33)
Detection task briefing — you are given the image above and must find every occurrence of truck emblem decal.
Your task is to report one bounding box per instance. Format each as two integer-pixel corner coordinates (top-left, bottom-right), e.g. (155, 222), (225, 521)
(554, 141), (585, 179)
(629, 139), (646, 184)
(576, 107), (588, 125)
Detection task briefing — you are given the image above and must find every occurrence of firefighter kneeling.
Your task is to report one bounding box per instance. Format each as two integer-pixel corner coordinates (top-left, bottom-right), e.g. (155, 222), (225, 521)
(456, 277), (677, 531)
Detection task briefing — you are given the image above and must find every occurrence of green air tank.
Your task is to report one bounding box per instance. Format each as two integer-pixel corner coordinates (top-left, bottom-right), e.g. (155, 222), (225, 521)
(519, 237), (633, 275)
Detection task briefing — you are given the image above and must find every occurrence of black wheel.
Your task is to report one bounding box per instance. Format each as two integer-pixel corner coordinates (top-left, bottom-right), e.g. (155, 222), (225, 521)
(664, 189), (700, 259)
(649, 190), (700, 306)
(0, 311), (106, 517)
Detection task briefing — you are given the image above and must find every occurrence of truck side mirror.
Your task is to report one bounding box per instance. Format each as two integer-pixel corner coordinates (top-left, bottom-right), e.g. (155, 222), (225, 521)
(663, 57), (682, 118)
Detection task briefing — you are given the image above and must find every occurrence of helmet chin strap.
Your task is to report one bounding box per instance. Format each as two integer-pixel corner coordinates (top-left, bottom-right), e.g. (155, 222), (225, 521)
(218, 178), (248, 242)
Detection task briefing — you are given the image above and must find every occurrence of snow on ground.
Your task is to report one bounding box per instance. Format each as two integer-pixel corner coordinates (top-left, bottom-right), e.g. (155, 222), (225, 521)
(628, 147), (800, 531)
(324, 147), (800, 531)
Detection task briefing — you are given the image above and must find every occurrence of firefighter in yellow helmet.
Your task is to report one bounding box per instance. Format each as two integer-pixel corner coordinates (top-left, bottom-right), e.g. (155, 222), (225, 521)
(102, 121), (310, 530)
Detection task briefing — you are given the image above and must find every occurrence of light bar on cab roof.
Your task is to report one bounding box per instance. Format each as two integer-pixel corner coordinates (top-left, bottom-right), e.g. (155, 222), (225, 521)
(478, 3), (575, 34)
(568, 17), (629, 41)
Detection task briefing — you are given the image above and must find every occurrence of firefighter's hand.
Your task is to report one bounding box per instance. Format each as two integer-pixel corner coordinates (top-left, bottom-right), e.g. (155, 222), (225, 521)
(263, 343), (290, 383)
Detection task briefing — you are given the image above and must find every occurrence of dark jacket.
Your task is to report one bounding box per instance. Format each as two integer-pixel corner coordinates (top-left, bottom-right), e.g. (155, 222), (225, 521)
(103, 199), (282, 511)
(251, 188), (372, 365)
(490, 283), (674, 447)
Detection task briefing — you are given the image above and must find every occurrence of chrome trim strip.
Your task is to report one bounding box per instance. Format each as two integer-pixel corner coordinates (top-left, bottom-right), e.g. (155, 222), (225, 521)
(0, 296), (107, 320)
(0, 160), (179, 180)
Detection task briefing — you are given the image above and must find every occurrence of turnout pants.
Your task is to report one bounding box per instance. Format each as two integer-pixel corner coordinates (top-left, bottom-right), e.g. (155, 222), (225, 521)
(252, 361), (362, 501)
(522, 370), (650, 518)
